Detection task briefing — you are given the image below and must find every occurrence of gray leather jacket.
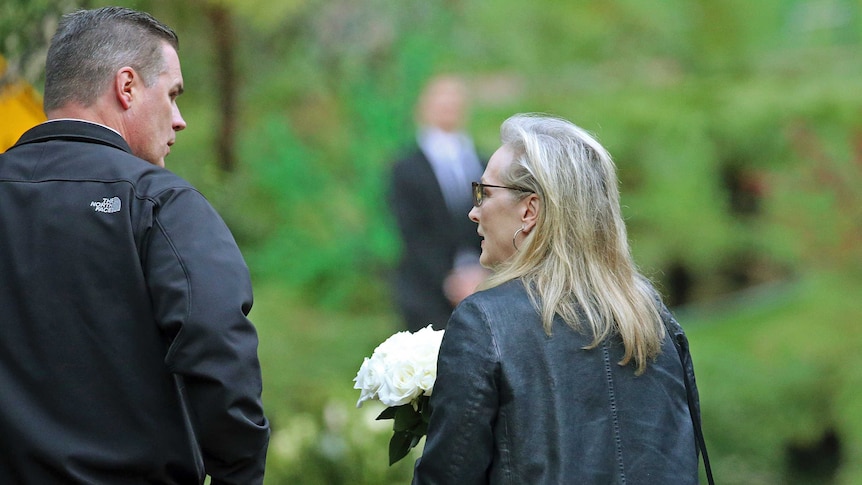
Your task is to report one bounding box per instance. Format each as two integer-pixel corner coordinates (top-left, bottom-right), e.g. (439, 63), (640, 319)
(413, 279), (701, 484)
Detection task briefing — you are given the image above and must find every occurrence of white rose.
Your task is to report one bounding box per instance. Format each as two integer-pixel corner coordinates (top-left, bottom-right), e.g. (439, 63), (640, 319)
(377, 357), (424, 407)
(353, 355), (385, 407)
(414, 326), (444, 357)
(354, 325), (445, 407)
(414, 365), (437, 395)
(374, 330), (413, 358)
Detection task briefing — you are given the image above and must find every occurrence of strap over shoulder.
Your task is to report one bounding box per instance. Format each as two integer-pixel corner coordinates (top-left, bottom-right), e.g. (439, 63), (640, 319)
(657, 299), (716, 485)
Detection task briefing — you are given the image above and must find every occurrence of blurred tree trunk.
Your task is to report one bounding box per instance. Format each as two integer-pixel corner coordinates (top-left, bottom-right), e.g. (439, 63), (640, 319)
(206, 3), (238, 172)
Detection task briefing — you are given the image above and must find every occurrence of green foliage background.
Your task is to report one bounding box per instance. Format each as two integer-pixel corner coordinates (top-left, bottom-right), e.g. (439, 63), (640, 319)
(4, 0), (862, 483)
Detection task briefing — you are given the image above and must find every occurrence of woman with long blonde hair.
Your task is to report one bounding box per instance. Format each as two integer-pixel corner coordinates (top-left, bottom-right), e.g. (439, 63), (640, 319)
(413, 114), (710, 484)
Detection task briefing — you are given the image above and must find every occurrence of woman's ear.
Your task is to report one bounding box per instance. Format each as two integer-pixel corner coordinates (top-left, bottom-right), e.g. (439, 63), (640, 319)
(521, 193), (540, 234)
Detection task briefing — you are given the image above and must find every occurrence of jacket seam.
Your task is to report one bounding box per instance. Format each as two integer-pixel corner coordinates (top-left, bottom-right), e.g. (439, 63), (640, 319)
(0, 176), (200, 205)
(156, 215), (195, 371)
(603, 342), (626, 484)
(482, 300), (512, 485)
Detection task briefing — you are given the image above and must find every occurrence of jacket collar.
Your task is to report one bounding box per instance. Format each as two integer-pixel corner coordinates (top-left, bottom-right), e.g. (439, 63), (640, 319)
(13, 119), (133, 154)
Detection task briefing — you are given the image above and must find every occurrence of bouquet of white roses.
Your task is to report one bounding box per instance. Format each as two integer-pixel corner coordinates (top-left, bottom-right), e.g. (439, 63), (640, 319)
(353, 324), (444, 465)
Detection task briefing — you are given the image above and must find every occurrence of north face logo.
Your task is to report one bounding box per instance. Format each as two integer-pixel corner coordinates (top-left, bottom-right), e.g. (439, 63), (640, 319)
(90, 197), (121, 213)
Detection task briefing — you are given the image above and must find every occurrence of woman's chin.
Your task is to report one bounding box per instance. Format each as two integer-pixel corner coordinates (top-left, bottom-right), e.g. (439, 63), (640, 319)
(479, 253), (498, 269)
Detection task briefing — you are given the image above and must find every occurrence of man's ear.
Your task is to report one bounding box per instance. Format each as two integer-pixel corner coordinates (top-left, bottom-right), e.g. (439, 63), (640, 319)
(521, 193), (540, 234)
(115, 67), (136, 110)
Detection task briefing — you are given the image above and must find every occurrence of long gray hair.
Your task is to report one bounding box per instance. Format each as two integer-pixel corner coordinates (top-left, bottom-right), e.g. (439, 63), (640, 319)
(44, 6), (179, 112)
(483, 113), (664, 374)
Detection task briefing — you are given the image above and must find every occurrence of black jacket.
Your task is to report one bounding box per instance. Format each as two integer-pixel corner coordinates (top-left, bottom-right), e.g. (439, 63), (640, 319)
(413, 279), (700, 484)
(0, 121), (269, 484)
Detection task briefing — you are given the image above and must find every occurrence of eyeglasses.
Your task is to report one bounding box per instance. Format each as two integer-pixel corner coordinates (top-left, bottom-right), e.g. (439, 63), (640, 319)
(471, 181), (531, 207)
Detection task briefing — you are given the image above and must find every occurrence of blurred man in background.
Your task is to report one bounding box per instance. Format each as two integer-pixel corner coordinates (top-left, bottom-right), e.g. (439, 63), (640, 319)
(0, 7), (269, 484)
(389, 75), (489, 332)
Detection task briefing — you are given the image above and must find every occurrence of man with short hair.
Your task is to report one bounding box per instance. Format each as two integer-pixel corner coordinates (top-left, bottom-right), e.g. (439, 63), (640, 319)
(389, 75), (489, 332)
(0, 7), (270, 484)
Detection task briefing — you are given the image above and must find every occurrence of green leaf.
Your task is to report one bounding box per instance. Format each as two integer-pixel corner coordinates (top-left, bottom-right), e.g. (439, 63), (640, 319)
(389, 430), (413, 466)
(376, 406), (398, 421)
(393, 404), (422, 432)
(409, 433), (423, 448)
(412, 421), (428, 438)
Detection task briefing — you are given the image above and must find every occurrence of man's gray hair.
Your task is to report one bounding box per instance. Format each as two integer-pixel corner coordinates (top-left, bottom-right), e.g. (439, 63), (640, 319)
(43, 6), (179, 112)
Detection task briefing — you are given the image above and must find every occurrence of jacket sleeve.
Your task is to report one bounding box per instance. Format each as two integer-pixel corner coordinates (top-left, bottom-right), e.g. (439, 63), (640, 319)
(413, 298), (499, 484)
(144, 187), (270, 485)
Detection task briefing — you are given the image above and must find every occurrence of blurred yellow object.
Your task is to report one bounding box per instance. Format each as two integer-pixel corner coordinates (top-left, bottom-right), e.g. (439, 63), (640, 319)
(1, 55), (46, 152)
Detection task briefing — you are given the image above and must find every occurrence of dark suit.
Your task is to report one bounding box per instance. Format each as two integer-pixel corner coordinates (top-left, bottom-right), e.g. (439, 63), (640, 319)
(389, 143), (484, 332)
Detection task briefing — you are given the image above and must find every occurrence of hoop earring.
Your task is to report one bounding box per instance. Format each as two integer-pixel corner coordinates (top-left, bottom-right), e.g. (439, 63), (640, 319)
(512, 227), (525, 251)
